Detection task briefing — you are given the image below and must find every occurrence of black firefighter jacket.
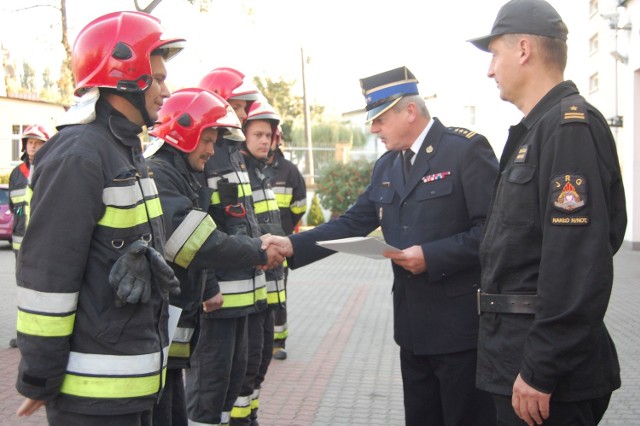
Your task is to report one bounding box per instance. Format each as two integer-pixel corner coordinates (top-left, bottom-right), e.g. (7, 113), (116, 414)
(16, 99), (170, 415)
(147, 146), (269, 367)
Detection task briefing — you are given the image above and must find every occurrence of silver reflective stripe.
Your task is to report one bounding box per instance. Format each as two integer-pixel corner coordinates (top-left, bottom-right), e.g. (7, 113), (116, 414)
(66, 348), (167, 375)
(10, 188), (28, 198)
(234, 394), (251, 407)
(291, 199), (307, 209)
(188, 419), (220, 426)
(219, 275), (266, 295)
(138, 177), (159, 197)
(17, 287), (78, 314)
(173, 326), (195, 344)
(266, 280), (282, 292)
(102, 184), (143, 207)
(251, 388), (260, 400)
(252, 189), (276, 203)
(274, 324), (287, 333)
(12, 235), (23, 244)
(165, 210), (209, 262)
(221, 411), (230, 423)
(272, 187), (293, 196)
(206, 176), (223, 190)
(207, 171), (250, 188)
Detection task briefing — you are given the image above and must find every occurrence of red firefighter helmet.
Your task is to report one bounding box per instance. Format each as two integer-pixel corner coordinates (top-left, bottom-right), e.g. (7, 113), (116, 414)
(72, 11), (185, 97)
(149, 88), (244, 153)
(245, 99), (281, 132)
(197, 67), (260, 113)
(21, 124), (50, 151)
(273, 124), (283, 149)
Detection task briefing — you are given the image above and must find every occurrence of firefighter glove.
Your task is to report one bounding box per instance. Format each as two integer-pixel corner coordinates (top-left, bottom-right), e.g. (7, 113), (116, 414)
(109, 239), (152, 307)
(147, 246), (181, 301)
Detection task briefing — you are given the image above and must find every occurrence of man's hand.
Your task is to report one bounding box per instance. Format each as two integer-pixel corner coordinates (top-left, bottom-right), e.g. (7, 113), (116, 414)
(17, 398), (45, 417)
(383, 245), (427, 275)
(203, 293), (224, 313)
(261, 234), (294, 257)
(512, 373), (551, 426)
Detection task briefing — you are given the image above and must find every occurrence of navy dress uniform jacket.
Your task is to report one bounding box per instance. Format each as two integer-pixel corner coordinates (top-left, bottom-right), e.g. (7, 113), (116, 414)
(289, 118), (498, 355)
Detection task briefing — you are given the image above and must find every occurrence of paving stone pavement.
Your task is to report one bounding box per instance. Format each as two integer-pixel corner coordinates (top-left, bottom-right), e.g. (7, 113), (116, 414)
(0, 241), (638, 425)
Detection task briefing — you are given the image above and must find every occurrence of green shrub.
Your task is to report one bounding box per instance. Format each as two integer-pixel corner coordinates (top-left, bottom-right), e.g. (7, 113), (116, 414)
(306, 193), (326, 226)
(315, 159), (373, 217)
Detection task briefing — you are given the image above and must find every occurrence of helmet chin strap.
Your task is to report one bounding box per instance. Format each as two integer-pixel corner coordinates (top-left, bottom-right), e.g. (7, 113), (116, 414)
(120, 90), (155, 128)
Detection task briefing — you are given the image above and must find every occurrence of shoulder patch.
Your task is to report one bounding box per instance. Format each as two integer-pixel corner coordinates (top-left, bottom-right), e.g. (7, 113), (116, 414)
(447, 127), (479, 140)
(560, 97), (589, 125)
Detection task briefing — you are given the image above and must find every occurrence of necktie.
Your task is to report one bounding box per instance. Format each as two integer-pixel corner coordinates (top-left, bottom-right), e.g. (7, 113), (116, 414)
(403, 149), (414, 182)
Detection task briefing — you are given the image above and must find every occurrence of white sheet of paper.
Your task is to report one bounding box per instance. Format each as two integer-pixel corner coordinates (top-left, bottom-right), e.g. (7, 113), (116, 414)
(168, 305), (183, 343)
(316, 236), (401, 259)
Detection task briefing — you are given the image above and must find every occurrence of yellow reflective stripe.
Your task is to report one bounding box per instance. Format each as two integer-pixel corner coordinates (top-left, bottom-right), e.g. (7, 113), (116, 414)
(238, 183), (252, 198)
(17, 287), (79, 313)
(17, 310), (75, 337)
(98, 198), (162, 228)
(274, 192), (293, 208)
(283, 258), (288, 268)
(274, 329), (289, 340)
(169, 341), (190, 358)
(24, 186), (32, 227)
(220, 287), (267, 309)
(231, 394), (251, 419)
(290, 199), (307, 214)
(60, 368), (166, 398)
(267, 290), (286, 305)
(12, 237), (22, 251)
(211, 191), (221, 206)
(253, 199), (279, 215)
(10, 188), (29, 204)
(250, 389), (260, 410)
(219, 276), (265, 294)
(165, 211), (216, 268)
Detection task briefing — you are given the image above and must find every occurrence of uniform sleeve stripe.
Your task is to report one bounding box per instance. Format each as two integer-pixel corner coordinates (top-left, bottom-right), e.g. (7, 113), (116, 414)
(17, 287), (79, 313)
(17, 311), (75, 337)
(98, 198), (163, 228)
(165, 210), (217, 268)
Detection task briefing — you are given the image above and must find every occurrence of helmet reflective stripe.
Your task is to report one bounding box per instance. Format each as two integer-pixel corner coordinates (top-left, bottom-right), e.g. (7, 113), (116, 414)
(21, 124), (50, 143)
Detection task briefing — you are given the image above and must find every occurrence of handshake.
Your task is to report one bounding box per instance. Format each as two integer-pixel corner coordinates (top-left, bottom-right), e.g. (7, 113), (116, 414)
(258, 234), (294, 270)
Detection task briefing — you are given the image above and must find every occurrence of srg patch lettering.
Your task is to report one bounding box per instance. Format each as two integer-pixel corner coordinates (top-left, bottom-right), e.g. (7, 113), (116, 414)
(550, 174), (589, 226)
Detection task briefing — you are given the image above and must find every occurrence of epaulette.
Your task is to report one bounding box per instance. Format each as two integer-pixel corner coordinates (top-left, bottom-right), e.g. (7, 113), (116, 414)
(560, 96), (589, 125)
(447, 127), (479, 140)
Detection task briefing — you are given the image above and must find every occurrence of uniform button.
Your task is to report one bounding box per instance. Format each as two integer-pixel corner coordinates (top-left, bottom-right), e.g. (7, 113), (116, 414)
(402, 201), (407, 207)
(379, 196), (384, 201)
(402, 225), (409, 232)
